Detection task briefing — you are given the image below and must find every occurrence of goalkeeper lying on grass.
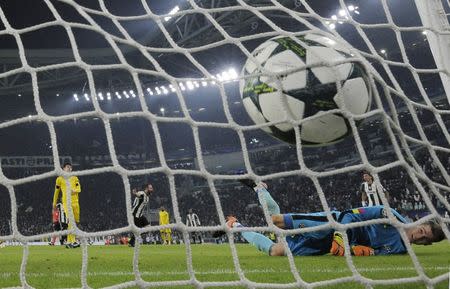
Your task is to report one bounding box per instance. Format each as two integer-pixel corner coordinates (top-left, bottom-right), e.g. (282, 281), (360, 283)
(221, 179), (445, 257)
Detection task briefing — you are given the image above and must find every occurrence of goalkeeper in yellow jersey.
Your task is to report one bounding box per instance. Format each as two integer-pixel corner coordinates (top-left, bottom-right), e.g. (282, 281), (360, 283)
(52, 162), (81, 249)
(159, 207), (172, 245)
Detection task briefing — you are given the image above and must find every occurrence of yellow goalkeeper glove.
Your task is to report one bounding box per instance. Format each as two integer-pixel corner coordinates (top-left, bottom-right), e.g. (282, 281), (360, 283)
(330, 232), (345, 256)
(351, 245), (375, 256)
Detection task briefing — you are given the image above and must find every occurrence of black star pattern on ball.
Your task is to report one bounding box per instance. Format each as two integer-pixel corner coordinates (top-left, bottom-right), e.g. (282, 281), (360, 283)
(241, 36), (371, 145)
(286, 68), (339, 118)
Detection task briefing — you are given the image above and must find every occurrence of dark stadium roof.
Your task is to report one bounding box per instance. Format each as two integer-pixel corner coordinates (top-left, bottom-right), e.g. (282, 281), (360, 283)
(0, 0), (448, 157)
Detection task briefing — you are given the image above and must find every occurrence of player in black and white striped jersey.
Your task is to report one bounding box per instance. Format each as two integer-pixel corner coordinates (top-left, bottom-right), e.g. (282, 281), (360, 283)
(129, 184), (153, 247)
(49, 202), (68, 245)
(186, 208), (203, 244)
(360, 171), (390, 207)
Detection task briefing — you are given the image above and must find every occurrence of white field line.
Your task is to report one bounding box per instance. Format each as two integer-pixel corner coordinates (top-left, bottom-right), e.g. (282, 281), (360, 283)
(1, 266), (449, 279)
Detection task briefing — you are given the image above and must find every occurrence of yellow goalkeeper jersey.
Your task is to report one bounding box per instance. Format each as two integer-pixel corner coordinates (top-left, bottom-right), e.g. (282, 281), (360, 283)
(159, 210), (170, 225)
(52, 176), (81, 207)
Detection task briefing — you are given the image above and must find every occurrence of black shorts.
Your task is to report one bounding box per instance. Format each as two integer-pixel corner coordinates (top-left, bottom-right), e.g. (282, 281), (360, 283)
(134, 216), (149, 228)
(53, 222), (68, 231)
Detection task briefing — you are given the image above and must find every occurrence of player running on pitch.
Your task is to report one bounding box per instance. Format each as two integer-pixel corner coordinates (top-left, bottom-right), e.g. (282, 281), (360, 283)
(223, 178), (446, 257)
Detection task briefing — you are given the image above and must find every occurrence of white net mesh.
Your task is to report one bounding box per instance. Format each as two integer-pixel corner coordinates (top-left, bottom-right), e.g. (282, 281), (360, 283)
(0, 0), (450, 288)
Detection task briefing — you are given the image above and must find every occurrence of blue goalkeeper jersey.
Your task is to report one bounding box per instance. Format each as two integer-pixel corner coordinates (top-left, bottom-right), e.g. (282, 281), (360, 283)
(283, 206), (408, 256)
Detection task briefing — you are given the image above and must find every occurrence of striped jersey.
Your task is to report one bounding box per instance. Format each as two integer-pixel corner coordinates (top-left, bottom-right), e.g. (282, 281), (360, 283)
(132, 191), (149, 218)
(360, 181), (386, 206)
(186, 213), (201, 227)
(53, 203), (67, 224)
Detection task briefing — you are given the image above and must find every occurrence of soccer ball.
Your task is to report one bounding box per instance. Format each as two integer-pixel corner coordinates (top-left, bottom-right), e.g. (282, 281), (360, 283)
(239, 33), (372, 146)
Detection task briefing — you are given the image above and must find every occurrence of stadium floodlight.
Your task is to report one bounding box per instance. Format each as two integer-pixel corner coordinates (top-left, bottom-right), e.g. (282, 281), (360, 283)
(193, 81), (200, 88)
(164, 5), (179, 21)
(250, 138), (259, 144)
(422, 30), (428, 35)
(146, 87), (154, 95)
(338, 9), (346, 17)
(155, 87), (162, 95)
(161, 86), (169, 94)
(56, 93), (60, 96)
(73, 94), (79, 101)
(228, 68), (238, 80)
(106, 92), (111, 100)
(201, 81), (208, 87)
(123, 91), (130, 98)
(115, 92), (122, 99)
(348, 5), (355, 11)
(329, 23), (336, 30)
(221, 71), (231, 81)
(331, 14), (337, 20)
(179, 82), (186, 91)
(169, 84), (176, 92)
(84, 93), (90, 101)
(129, 90), (136, 98)
(98, 93), (104, 101)
(380, 49), (387, 54)
(186, 81), (194, 90)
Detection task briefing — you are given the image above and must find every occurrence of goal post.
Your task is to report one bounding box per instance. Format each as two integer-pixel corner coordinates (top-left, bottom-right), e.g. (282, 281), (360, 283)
(415, 0), (450, 104)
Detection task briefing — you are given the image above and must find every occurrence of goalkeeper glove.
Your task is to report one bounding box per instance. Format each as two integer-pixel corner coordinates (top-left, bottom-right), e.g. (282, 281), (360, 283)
(330, 232), (345, 256)
(351, 245), (375, 256)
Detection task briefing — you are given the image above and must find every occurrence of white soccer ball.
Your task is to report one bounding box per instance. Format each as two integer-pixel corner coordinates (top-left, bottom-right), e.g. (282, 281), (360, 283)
(239, 33), (372, 146)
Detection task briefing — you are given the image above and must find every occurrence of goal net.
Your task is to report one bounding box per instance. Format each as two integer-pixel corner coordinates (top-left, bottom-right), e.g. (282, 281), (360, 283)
(0, 0), (449, 288)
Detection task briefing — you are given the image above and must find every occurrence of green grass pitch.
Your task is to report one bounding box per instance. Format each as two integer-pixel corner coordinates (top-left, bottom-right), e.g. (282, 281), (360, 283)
(1, 243), (449, 289)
